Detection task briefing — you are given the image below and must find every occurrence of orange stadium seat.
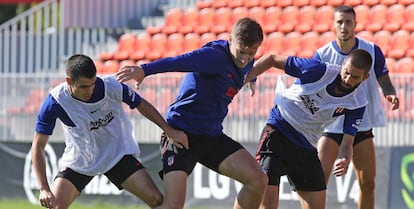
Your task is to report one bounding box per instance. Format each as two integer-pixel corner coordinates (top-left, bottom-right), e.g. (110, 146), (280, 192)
(313, 6), (334, 33)
(356, 31), (374, 42)
(383, 4), (405, 33)
(227, 7), (249, 32)
(295, 6), (316, 33)
(211, 7), (233, 34)
(365, 5), (387, 33)
(129, 33), (151, 61)
(326, 0), (344, 6)
(262, 6), (281, 33)
(99, 33), (136, 61)
(398, 0), (414, 5)
(211, 0), (227, 8)
(102, 60), (120, 75)
(318, 31), (336, 47)
(164, 33), (185, 57)
(196, 0), (211, 9)
(344, 0), (362, 6)
(248, 6), (265, 25)
(309, 0), (327, 6)
(243, 0), (261, 8)
(262, 32), (284, 55)
(406, 32), (414, 58)
(146, 33), (168, 61)
(178, 7), (199, 35)
(280, 32), (301, 56)
(394, 57), (414, 74)
(380, 0), (397, 5)
(385, 57), (396, 73)
(194, 8), (215, 34)
(373, 30), (391, 57)
(259, 0), (277, 8)
(362, 0), (379, 5)
(199, 32), (217, 46)
(276, 0), (293, 7)
(354, 5), (370, 33)
(120, 60), (136, 68)
(277, 6), (299, 33)
(112, 33), (137, 61)
(293, 0), (310, 7)
(161, 8), (183, 35)
(388, 30), (410, 59)
(227, 0), (244, 8)
(298, 31), (319, 58)
(183, 33), (201, 53)
(217, 32), (230, 40)
(402, 4), (414, 31)
(95, 60), (104, 74)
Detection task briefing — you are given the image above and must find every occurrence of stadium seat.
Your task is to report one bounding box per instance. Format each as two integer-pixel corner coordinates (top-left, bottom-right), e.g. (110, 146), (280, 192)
(199, 32), (217, 47)
(196, 0), (211, 9)
(295, 6), (316, 33)
(354, 5), (370, 33)
(365, 5), (386, 32)
(145, 33), (168, 61)
(373, 30), (391, 57)
(344, 0), (362, 6)
(102, 60), (120, 75)
(194, 8), (215, 34)
(407, 32), (414, 58)
(313, 6), (334, 33)
(262, 6), (281, 33)
(260, 0), (277, 8)
(397, 0), (414, 5)
(164, 33), (185, 57)
(227, 7), (249, 32)
(292, 0), (310, 7)
(380, 0), (397, 5)
(298, 31), (320, 58)
(227, 0), (244, 8)
(385, 57), (396, 73)
(362, 0), (380, 6)
(243, 0), (261, 8)
(217, 32), (230, 40)
(262, 32), (284, 55)
(277, 6), (299, 33)
(402, 4), (414, 31)
(280, 32), (301, 56)
(161, 8), (183, 35)
(356, 30), (374, 42)
(120, 60), (136, 68)
(129, 33), (151, 61)
(94, 60), (104, 74)
(248, 6), (265, 25)
(309, 0), (327, 6)
(326, 0), (344, 6)
(112, 33), (137, 61)
(211, 7), (233, 34)
(211, 0), (227, 8)
(178, 7), (199, 35)
(183, 33), (201, 53)
(394, 57), (414, 74)
(318, 31), (336, 48)
(383, 4), (405, 32)
(276, 0), (293, 7)
(388, 30), (410, 59)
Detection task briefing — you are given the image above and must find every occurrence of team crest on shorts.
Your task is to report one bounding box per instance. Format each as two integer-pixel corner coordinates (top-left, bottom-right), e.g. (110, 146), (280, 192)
(167, 156), (175, 166)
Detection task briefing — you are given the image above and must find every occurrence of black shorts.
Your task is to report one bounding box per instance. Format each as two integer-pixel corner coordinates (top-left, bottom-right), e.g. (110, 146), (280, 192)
(256, 125), (326, 191)
(55, 155), (145, 193)
(322, 129), (374, 146)
(159, 132), (243, 178)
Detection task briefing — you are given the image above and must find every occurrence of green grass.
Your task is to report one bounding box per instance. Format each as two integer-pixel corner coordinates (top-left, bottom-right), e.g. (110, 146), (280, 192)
(0, 199), (223, 209)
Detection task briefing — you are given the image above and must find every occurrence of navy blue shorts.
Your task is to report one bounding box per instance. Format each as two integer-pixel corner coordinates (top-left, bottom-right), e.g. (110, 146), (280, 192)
(322, 129), (374, 146)
(256, 125), (326, 191)
(55, 155), (144, 193)
(159, 132), (243, 178)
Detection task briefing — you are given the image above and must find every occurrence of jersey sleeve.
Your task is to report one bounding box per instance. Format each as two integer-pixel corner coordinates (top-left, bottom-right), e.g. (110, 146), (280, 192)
(373, 44), (389, 79)
(342, 106), (366, 136)
(122, 83), (142, 109)
(285, 56), (326, 84)
(35, 95), (60, 135)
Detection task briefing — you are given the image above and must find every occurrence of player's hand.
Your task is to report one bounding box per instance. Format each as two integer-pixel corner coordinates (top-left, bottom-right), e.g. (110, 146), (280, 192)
(165, 128), (189, 150)
(246, 81), (256, 96)
(333, 158), (350, 177)
(39, 189), (56, 208)
(386, 95), (399, 110)
(116, 65), (145, 89)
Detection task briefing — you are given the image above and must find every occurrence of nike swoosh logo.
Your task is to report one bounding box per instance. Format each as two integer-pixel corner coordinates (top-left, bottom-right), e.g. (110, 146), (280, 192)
(90, 109), (99, 114)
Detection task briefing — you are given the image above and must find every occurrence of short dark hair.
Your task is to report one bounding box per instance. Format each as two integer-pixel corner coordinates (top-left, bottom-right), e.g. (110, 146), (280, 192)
(347, 49), (372, 73)
(231, 17), (263, 46)
(334, 5), (356, 18)
(65, 54), (97, 82)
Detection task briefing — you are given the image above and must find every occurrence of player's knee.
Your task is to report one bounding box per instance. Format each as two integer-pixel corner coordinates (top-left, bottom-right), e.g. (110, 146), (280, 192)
(251, 170), (268, 190)
(359, 178), (375, 193)
(146, 193), (163, 208)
